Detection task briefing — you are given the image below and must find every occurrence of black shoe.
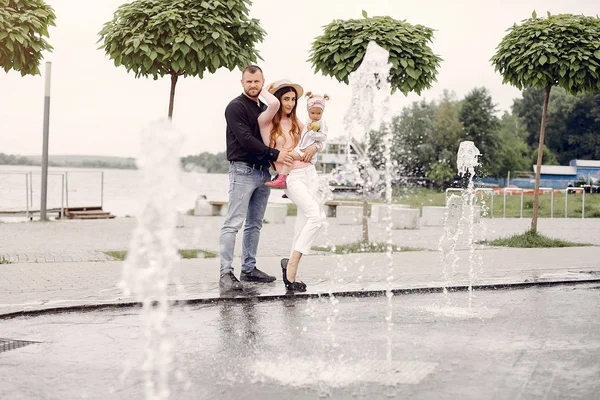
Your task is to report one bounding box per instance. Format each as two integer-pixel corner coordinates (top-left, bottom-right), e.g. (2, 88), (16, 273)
(280, 258), (307, 292)
(240, 267), (276, 283)
(219, 272), (243, 291)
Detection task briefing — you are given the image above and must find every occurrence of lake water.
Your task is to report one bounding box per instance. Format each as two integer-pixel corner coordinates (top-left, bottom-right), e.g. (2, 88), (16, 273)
(0, 165), (291, 218)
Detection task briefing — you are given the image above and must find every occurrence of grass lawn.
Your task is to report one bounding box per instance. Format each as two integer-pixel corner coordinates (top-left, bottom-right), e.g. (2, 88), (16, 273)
(195, 188), (599, 219)
(312, 240), (423, 254)
(191, 188), (599, 219)
(105, 249), (217, 261)
(360, 187), (600, 219)
(482, 230), (593, 248)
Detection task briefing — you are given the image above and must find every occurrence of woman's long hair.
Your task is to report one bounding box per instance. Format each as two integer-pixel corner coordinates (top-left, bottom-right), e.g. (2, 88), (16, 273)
(270, 87), (300, 150)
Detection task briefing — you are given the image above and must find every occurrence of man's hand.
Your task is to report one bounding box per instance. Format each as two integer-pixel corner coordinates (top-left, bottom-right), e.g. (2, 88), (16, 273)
(277, 150), (294, 166)
(301, 144), (317, 162)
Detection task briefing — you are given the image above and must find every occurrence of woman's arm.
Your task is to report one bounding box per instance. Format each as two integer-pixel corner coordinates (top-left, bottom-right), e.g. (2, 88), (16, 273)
(258, 85), (279, 145)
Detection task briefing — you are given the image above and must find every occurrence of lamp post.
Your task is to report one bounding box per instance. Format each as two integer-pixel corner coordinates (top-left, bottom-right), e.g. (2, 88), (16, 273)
(40, 62), (51, 221)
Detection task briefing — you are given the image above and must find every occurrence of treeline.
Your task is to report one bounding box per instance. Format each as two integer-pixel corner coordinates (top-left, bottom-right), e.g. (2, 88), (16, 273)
(59, 160), (136, 169)
(367, 87), (600, 184)
(0, 153), (137, 169)
(181, 152), (229, 173)
(0, 153), (37, 165)
(513, 87), (600, 165)
(4, 87), (596, 178)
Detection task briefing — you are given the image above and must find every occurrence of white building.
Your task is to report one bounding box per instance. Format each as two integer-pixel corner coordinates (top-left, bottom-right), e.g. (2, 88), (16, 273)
(314, 136), (364, 173)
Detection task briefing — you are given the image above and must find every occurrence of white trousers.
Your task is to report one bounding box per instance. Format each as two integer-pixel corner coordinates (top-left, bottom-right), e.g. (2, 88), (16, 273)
(284, 165), (326, 255)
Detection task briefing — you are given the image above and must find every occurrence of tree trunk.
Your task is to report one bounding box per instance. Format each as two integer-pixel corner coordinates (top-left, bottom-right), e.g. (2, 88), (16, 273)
(168, 72), (178, 119)
(357, 163), (370, 243)
(531, 85), (552, 233)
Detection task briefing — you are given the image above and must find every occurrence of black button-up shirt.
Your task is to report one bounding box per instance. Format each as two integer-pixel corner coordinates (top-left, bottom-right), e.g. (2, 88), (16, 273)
(224, 93), (279, 166)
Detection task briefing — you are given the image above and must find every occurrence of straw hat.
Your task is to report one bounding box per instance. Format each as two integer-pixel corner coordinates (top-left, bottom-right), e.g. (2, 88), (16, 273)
(268, 79), (304, 98)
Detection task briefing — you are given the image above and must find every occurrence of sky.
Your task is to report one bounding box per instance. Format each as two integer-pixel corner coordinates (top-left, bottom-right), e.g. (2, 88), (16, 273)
(1, 0), (598, 158)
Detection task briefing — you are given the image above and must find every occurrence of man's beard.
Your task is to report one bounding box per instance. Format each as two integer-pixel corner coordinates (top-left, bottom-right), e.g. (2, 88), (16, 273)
(244, 88), (261, 98)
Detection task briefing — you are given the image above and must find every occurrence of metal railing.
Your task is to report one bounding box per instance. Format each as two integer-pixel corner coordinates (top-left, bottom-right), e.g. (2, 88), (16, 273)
(539, 188), (555, 218)
(503, 187), (523, 218)
(64, 171), (104, 208)
(444, 188), (464, 202)
(444, 187), (495, 218)
(0, 170), (65, 219)
(564, 187), (585, 219)
(0, 170), (104, 219)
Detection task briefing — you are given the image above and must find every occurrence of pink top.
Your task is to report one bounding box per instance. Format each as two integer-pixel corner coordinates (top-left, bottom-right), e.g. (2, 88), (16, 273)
(259, 89), (310, 173)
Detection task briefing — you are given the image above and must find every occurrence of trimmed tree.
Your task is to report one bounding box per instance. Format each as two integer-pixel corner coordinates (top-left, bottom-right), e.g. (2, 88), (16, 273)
(309, 11), (441, 242)
(309, 12), (441, 95)
(98, 0), (266, 119)
(0, 0), (56, 76)
(491, 11), (600, 233)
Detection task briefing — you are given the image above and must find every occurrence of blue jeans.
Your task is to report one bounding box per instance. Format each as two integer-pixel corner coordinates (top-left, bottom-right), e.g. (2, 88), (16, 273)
(219, 162), (271, 276)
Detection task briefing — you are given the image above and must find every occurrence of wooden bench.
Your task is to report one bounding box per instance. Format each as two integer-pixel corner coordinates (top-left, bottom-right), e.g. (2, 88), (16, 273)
(209, 201), (228, 216)
(207, 199), (364, 218)
(323, 200), (364, 217)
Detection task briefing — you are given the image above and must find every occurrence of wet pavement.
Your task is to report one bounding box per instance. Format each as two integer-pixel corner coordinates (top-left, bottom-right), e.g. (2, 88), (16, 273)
(1, 216), (599, 316)
(1, 284), (599, 399)
(2, 216), (600, 262)
(1, 216), (600, 398)
(1, 246), (599, 317)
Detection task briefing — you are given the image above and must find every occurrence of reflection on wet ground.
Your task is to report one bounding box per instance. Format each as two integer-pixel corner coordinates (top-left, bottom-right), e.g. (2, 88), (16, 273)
(2, 284), (600, 399)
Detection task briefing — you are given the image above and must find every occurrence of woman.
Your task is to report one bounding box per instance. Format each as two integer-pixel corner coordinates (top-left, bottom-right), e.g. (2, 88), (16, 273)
(259, 79), (326, 292)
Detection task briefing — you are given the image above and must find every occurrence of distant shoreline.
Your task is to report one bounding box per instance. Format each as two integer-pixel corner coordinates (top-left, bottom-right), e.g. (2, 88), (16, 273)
(1, 152), (228, 173)
(0, 161), (137, 170)
(0, 153), (137, 170)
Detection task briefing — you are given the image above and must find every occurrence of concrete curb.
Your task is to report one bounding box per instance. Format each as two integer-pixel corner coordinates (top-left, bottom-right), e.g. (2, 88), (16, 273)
(2, 277), (598, 320)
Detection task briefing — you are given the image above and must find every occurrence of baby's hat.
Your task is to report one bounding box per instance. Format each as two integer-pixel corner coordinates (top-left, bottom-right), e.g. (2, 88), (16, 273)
(306, 92), (329, 110)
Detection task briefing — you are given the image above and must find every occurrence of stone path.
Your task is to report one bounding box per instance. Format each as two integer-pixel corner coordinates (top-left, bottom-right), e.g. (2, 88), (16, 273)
(0, 216), (599, 317)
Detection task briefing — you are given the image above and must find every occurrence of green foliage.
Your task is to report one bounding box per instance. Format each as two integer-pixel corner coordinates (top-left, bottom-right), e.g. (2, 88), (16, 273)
(0, 256), (11, 264)
(105, 249), (216, 261)
(311, 240), (422, 254)
(492, 12), (600, 233)
(431, 91), (463, 173)
(491, 12), (600, 94)
(366, 80), (599, 184)
(368, 99), (438, 177)
(367, 88), (519, 182)
(0, 0), (56, 76)
(458, 87), (501, 176)
(179, 249), (217, 259)
(495, 113), (530, 177)
(393, 100), (437, 175)
(98, 0), (266, 80)
(0, 152), (36, 165)
(308, 14), (441, 95)
(427, 161), (454, 184)
(181, 152), (229, 173)
(511, 87), (546, 147)
(484, 229), (592, 248)
(0, 153), (136, 168)
(105, 250), (127, 261)
(556, 91), (600, 161)
(510, 86), (600, 163)
(531, 145), (559, 165)
(378, 188), (600, 218)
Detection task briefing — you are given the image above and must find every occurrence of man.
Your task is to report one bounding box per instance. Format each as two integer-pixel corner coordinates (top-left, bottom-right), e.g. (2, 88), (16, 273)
(219, 65), (294, 290)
